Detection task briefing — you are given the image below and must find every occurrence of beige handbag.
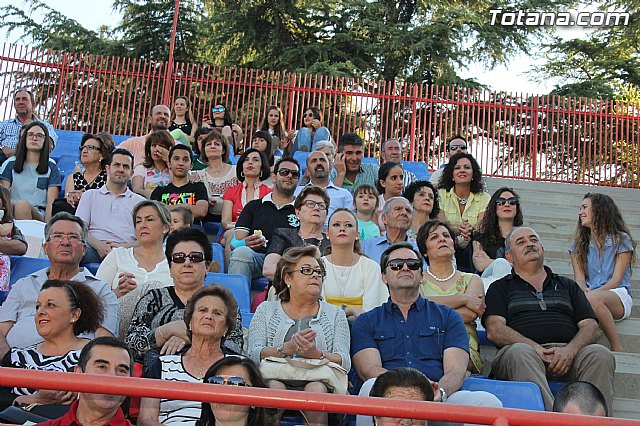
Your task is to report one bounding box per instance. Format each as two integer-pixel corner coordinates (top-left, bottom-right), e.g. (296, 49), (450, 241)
(259, 356), (348, 395)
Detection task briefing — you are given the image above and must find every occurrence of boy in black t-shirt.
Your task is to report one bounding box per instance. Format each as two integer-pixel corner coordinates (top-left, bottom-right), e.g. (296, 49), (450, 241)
(151, 144), (208, 219)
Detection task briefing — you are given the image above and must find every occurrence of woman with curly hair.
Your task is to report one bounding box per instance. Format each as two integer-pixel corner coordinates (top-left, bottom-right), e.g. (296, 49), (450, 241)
(437, 152), (490, 271)
(402, 180), (442, 243)
(473, 187), (523, 289)
(569, 193), (636, 352)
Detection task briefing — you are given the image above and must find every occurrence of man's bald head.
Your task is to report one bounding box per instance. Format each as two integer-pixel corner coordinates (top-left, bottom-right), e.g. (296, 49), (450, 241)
(553, 381), (607, 416)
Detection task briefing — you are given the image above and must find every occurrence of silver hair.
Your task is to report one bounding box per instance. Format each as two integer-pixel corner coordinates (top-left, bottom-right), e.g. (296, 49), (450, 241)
(505, 226), (540, 253)
(381, 138), (401, 153)
(45, 212), (89, 242)
(381, 196), (412, 218)
(312, 140), (335, 156)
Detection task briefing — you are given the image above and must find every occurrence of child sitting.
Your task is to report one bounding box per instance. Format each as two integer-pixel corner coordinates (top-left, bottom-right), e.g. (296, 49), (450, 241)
(353, 184), (381, 241)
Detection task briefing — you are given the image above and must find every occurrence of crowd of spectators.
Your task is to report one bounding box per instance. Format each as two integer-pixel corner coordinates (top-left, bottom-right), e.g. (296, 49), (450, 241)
(0, 90), (636, 425)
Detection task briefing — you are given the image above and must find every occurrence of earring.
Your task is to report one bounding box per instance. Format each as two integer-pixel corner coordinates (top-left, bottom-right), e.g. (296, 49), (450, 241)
(287, 284), (291, 289)
(240, 171), (245, 178)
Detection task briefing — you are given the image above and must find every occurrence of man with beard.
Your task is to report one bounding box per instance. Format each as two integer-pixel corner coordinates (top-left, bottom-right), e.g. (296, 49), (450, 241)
(229, 157), (300, 283)
(150, 145), (208, 220)
(331, 133), (379, 194)
(76, 148), (145, 264)
(295, 150), (353, 226)
(35, 337), (134, 426)
(118, 104), (172, 167)
(484, 226), (615, 414)
(0, 89), (58, 162)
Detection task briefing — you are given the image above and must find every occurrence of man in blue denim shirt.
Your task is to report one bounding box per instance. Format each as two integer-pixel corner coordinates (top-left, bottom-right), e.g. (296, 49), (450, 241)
(352, 242), (500, 425)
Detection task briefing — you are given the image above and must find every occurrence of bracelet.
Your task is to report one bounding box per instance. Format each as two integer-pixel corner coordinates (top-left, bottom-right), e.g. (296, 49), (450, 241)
(158, 327), (166, 341)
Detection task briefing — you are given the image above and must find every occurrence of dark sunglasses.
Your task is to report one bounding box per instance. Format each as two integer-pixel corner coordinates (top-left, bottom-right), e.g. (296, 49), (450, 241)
(277, 168), (301, 179)
(206, 376), (248, 386)
(387, 258), (422, 271)
(171, 252), (206, 264)
(211, 106), (226, 113)
(304, 112), (315, 118)
(449, 145), (468, 151)
(533, 291), (547, 311)
(496, 197), (519, 206)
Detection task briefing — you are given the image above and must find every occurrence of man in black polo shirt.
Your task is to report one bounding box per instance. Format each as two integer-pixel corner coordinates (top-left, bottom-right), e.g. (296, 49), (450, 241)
(483, 226), (615, 414)
(228, 157), (300, 283)
(151, 144), (209, 219)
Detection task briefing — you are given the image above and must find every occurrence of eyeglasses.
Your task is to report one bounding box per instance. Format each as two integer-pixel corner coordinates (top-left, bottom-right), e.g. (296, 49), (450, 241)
(496, 197), (519, 206)
(302, 200), (327, 210)
(79, 145), (102, 152)
(297, 267), (326, 278)
(211, 107), (226, 113)
(47, 233), (84, 244)
(26, 132), (46, 141)
(449, 145), (467, 151)
(206, 376), (248, 387)
(277, 168), (301, 179)
(387, 258), (422, 271)
(304, 112), (315, 118)
(171, 252), (206, 264)
(533, 291), (547, 311)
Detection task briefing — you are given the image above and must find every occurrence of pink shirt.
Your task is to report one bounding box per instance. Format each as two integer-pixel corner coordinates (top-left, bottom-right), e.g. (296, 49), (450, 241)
(118, 133), (149, 167)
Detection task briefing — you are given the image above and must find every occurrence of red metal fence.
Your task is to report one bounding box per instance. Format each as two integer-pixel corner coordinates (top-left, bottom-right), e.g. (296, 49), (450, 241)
(0, 42), (638, 188)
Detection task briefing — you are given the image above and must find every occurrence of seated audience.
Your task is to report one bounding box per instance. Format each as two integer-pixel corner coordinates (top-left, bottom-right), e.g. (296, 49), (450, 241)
(429, 135), (468, 188)
(0, 280), (103, 410)
(138, 285), (238, 426)
(314, 140), (336, 174)
(262, 186), (331, 281)
(369, 368), (434, 426)
(251, 130), (276, 169)
(331, 133), (379, 194)
(437, 152), (490, 272)
(416, 220), (484, 374)
(552, 381), (607, 416)
(569, 193), (636, 352)
(296, 150), (353, 226)
(170, 206), (194, 232)
(228, 157), (299, 284)
(376, 161), (405, 214)
(0, 186), (28, 290)
(352, 242), (501, 426)
(260, 105), (290, 159)
(379, 139), (417, 187)
(203, 102), (244, 154)
(473, 187), (523, 291)
(191, 127), (212, 171)
(190, 130), (238, 221)
(0, 122), (61, 221)
(291, 106), (331, 153)
(321, 209), (388, 322)
(34, 336), (134, 426)
(198, 356), (272, 426)
(362, 196), (417, 264)
(125, 229), (243, 370)
(151, 145), (208, 220)
(353, 184), (381, 240)
(0, 212), (118, 357)
(118, 104), (171, 167)
(0, 89), (58, 161)
(54, 133), (112, 215)
(248, 245), (350, 425)
(76, 148), (145, 264)
(169, 96), (197, 144)
(484, 226), (615, 413)
(96, 201), (172, 297)
(403, 180), (441, 243)
(132, 130), (174, 199)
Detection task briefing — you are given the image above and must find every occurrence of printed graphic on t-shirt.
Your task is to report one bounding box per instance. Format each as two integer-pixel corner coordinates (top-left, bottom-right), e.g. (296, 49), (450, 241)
(161, 192), (196, 205)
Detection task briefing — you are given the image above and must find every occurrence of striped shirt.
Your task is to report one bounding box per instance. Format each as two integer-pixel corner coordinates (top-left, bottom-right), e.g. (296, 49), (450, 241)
(0, 116), (58, 150)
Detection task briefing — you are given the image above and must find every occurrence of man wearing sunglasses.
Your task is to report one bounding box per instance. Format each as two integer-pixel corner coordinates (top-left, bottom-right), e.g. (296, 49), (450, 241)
(483, 226), (614, 414)
(429, 136), (468, 188)
(0, 89), (58, 163)
(331, 133), (379, 194)
(352, 242), (500, 425)
(118, 104), (173, 167)
(228, 157), (301, 283)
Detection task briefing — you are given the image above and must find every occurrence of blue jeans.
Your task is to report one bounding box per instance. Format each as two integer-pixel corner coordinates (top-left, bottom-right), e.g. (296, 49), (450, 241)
(293, 127), (331, 153)
(228, 246), (266, 284)
(81, 243), (104, 265)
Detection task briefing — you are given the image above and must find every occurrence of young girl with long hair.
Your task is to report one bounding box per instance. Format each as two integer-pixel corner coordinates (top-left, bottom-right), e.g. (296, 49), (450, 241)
(169, 96), (197, 143)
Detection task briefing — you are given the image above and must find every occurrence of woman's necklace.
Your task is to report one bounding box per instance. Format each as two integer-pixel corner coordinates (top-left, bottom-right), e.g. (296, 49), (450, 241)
(425, 265), (456, 282)
(328, 253), (356, 297)
(299, 230), (323, 247)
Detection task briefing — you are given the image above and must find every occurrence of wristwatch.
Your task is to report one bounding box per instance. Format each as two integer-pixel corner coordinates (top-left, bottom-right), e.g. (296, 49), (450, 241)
(276, 343), (286, 357)
(439, 387), (448, 403)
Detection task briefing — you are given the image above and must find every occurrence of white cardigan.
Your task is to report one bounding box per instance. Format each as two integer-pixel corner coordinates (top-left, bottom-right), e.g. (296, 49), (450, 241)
(247, 300), (351, 371)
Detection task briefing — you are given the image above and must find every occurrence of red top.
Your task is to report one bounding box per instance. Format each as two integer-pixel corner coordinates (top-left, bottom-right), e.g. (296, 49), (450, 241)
(35, 400), (133, 426)
(223, 182), (272, 222)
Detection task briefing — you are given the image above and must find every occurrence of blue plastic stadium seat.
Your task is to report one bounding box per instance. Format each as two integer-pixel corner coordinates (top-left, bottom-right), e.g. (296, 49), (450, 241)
(211, 243), (225, 274)
(230, 155), (240, 165)
(461, 377), (545, 411)
(51, 130), (84, 161)
(10, 256), (50, 287)
(251, 277), (269, 292)
(204, 272), (251, 314)
(293, 151), (310, 174)
(401, 160), (432, 181)
(201, 221), (224, 242)
(477, 328), (492, 346)
(56, 154), (79, 176)
(361, 157), (378, 165)
(112, 134), (133, 146)
(241, 312), (254, 329)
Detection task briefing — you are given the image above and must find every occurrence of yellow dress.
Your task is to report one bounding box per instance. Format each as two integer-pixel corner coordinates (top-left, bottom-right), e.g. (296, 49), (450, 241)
(420, 272), (483, 374)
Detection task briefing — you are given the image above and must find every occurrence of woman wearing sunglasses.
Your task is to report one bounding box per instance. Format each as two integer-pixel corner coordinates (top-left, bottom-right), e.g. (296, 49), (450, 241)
(204, 102), (244, 154)
(126, 228), (244, 372)
(197, 356), (272, 426)
(290, 106), (331, 153)
(417, 219), (485, 374)
(248, 245), (350, 425)
(138, 285), (238, 426)
(472, 187), (523, 291)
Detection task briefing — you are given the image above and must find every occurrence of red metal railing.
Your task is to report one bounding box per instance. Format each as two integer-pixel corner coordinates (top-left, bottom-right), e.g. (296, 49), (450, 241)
(0, 369), (637, 425)
(0, 42), (638, 188)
